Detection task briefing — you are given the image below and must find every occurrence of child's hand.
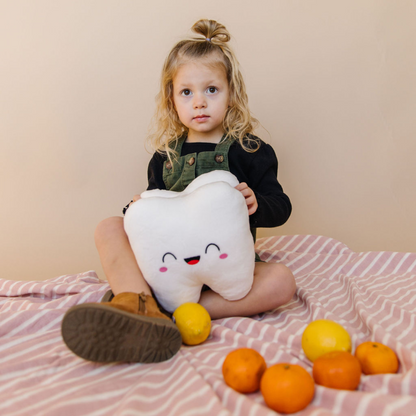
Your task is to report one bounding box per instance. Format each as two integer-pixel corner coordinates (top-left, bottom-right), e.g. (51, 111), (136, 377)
(235, 183), (258, 215)
(123, 195), (141, 215)
(128, 195), (141, 208)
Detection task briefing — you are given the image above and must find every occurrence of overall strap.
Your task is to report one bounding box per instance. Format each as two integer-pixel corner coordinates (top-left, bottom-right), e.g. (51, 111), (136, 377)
(162, 135), (192, 192)
(214, 134), (234, 153)
(200, 134), (233, 171)
(167, 135), (186, 154)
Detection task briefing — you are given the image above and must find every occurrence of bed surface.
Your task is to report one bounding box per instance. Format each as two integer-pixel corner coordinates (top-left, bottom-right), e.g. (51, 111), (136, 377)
(1, 235), (416, 415)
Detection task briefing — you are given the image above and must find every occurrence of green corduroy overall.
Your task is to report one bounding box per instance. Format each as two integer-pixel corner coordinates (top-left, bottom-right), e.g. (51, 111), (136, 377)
(162, 134), (232, 191)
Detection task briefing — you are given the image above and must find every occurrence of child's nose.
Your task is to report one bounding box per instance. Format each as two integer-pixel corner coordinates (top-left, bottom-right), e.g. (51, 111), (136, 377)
(193, 93), (207, 109)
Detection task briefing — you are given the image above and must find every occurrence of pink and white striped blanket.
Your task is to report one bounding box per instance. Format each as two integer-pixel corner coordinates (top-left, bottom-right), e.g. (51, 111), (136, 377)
(1, 235), (416, 416)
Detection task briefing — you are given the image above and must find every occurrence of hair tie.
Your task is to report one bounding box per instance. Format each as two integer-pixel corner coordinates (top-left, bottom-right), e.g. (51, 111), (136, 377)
(206, 37), (211, 42)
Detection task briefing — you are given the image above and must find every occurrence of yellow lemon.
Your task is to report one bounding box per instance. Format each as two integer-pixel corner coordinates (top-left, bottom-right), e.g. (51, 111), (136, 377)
(302, 319), (351, 362)
(173, 303), (211, 345)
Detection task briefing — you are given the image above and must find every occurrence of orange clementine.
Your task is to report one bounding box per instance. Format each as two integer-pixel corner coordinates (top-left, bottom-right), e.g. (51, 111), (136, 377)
(313, 351), (361, 390)
(222, 348), (267, 393)
(355, 341), (399, 375)
(260, 363), (315, 414)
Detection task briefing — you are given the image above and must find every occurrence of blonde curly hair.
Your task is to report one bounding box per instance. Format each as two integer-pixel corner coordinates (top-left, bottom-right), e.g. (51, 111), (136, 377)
(147, 19), (259, 161)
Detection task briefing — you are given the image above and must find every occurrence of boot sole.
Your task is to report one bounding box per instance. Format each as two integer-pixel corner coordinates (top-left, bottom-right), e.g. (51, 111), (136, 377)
(61, 303), (182, 363)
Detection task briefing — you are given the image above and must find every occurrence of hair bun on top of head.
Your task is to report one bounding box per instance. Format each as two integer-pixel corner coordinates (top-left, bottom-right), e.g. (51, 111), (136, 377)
(191, 19), (230, 43)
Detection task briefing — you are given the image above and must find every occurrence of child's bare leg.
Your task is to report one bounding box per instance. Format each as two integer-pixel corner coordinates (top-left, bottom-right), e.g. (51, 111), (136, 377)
(62, 216), (182, 364)
(94, 216), (151, 296)
(199, 262), (296, 320)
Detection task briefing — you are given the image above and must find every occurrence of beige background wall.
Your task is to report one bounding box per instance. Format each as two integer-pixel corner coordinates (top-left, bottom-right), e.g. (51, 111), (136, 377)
(1, 0), (415, 282)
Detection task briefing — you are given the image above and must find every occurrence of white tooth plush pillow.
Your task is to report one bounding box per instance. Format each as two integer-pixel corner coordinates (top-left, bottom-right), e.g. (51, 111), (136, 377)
(124, 170), (255, 313)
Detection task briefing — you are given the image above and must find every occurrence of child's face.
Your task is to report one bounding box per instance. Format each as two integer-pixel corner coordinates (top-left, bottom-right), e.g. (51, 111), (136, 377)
(172, 59), (230, 143)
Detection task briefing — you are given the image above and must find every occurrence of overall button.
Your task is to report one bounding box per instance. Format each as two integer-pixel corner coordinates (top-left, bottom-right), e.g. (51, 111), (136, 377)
(166, 162), (172, 170)
(215, 154), (224, 163)
(187, 157), (195, 166)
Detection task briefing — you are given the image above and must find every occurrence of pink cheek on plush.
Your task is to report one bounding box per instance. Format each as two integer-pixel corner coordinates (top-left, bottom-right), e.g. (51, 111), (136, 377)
(159, 267), (168, 273)
(219, 253), (228, 259)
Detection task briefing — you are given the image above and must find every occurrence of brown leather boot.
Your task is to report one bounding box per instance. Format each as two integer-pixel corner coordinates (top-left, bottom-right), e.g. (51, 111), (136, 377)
(100, 292), (172, 318)
(61, 292), (182, 363)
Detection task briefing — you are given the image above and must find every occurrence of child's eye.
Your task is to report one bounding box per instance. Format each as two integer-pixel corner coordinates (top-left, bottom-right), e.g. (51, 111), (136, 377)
(207, 87), (217, 94)
(181, 89), (192, 96)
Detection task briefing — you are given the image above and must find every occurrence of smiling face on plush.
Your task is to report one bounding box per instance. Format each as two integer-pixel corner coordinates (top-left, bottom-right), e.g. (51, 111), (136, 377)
(124, 171), (255, 313)
(159, 243), (228, 272)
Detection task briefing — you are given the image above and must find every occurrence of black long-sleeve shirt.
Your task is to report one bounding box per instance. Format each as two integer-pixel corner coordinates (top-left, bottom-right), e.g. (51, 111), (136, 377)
(146, 137), (292, 229)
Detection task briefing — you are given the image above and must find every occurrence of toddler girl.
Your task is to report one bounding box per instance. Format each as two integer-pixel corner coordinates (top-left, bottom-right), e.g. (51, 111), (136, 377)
(62, 19), (296, 364)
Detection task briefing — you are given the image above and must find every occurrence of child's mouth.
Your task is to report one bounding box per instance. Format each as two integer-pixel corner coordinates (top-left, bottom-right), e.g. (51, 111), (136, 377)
(194, 115), (209, 122)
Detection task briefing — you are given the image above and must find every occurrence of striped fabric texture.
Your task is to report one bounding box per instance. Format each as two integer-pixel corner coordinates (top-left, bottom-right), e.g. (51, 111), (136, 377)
(1, 235), (416, 415)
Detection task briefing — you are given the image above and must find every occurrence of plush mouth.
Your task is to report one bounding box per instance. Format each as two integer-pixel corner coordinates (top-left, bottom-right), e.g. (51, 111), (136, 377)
(184, 256), (200, 265)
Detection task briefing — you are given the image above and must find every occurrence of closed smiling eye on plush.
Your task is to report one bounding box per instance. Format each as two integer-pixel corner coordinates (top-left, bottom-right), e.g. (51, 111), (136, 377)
(124, 171), (255, 313)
